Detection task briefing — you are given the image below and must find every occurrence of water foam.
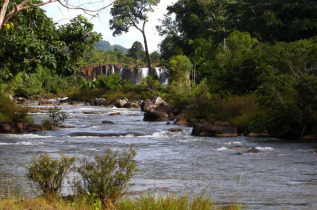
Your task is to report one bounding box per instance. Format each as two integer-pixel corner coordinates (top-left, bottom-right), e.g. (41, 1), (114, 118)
(256, 147), (274, 151)
(216, 147), (228, 151)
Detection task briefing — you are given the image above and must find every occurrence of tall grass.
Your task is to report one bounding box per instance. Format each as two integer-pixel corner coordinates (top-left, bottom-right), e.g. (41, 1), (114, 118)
(0, 194), (243, 210)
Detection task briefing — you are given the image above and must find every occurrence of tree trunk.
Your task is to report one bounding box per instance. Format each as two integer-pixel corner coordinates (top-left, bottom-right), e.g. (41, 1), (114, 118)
(141, 21), (151, 70)
(0, 0), (10, 28)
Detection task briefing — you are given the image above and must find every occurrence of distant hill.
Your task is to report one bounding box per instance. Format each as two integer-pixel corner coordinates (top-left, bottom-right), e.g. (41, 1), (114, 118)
(94, 40), (127, 53)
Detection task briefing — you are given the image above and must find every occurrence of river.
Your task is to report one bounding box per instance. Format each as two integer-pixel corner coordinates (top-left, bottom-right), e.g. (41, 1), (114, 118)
(0, 103), (316, 209)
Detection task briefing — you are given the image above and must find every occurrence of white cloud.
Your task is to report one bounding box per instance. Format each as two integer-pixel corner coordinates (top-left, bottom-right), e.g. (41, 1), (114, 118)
(42, 0), (174, 53)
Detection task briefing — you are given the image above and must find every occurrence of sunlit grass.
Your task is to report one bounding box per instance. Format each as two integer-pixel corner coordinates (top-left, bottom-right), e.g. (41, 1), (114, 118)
(0, 193), (243, 210)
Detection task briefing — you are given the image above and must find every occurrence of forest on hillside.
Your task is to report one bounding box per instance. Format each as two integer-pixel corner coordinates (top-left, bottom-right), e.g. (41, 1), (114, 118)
(0, 0), (317, 139)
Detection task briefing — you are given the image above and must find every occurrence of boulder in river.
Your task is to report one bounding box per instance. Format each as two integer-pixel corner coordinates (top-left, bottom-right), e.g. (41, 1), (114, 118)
(93, 98), (108, 106)
(115, 98), (129, 108)
(144, 110), (168, 121)
(123, 101), (140, 109)
(109, 112), (121, 116)
(168, 128), (184, 132)
(38, 99), (55, 105)
(102, 120), (115, 124)
(191, 121), (237, 137)
(247, 147), (261, 153)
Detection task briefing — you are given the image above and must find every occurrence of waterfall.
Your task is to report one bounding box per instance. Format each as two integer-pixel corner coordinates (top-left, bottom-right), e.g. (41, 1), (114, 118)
(120, 67), (123, 79)
(135, 67), (149, 84)
(154, 67), (169, 85)
(111, 65), (115, 75)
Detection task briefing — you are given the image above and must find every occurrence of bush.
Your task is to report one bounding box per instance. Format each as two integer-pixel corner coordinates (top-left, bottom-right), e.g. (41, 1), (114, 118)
(74, 147), (137, 206)
(0, 94), (31, 123)
(48, 106), (68, 126)
(96, 74), (122, 91)
(26, 154), (75, 196)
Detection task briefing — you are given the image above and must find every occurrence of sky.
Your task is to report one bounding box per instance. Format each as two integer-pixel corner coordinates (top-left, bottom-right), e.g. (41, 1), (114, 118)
(42, 0), (175, 53)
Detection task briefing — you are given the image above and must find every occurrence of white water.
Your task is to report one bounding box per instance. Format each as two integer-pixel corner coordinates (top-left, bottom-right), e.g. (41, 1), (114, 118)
(135, 67), (149, 84)
(0, 104), (316, 209)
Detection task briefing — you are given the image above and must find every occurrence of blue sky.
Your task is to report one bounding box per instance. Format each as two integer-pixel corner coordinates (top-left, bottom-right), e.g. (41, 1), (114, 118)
(42, 0), (174, 53)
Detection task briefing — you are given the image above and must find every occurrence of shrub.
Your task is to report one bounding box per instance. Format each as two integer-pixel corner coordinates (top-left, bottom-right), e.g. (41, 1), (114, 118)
(48, 106), (68, 126)
(0, 94), (31, 123)
(74, 147), (137, 206)
(96, 74), (122, 91)
(26, 153), (75, 196)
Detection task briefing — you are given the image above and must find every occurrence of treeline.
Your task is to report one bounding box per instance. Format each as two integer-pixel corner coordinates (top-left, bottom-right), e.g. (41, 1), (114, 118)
(157, 0), (317, 139)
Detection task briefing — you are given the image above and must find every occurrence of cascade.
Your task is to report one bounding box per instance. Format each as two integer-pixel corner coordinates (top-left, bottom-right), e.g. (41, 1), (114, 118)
(111, 65), (115, 75)
(154, 67), (169, 85)
(120, 67), (124, 79)
(135, 67), (149, 84)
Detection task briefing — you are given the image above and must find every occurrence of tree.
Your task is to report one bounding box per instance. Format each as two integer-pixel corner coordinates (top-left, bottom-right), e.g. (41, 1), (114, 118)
(128, 41), (145, 64)
(168, 55), (192, 86)
(109, 0), (160, 70)
(0, 0), (118, 29)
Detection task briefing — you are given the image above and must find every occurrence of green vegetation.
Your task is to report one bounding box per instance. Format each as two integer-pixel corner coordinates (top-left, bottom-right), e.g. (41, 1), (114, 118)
(1, 149), (242, 209)
(26, 154), (75, 196)
(0, 94), (31, 123)
(74, 148), (137, 205)
(1, 0), (316, 140)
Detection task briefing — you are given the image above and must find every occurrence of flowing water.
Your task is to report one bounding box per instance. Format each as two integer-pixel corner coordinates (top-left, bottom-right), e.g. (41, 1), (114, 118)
(0, 103), (316, 209)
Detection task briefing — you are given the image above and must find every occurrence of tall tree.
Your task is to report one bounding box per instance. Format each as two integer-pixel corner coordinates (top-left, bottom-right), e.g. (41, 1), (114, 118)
(0, 0), (117, 29)
(128, 41), (145, 64)
(109, 0), (160, 70)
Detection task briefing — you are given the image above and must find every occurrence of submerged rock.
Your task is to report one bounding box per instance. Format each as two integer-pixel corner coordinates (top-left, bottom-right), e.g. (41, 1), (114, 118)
(109, 112), (121, 116)
(247, 147), (261, 153)
(168, 128), (184, 132)
(102, 121), (115, 124)
(83, 112), (100, 114)
(191, 121), (237, 137)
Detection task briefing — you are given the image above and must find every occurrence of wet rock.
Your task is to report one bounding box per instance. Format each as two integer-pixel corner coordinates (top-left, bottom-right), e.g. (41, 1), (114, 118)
(38, 99), (55, 105)
(141, 99), (156, 112)
(166, 122), (173, 125)
(248, 132), (270, 137)
(1, 124), (12, 132)
(102, 121), (115, 124)
(123, 102), (140, 109)
(230, 145), (242, 150)
(93, 98), (108, 106)
(83, 112), (100, 114)
(109, 112), (121, 116)
(173, 119), (188, 126)
(15, 97), (28, 104)
(58, 97), (69, 104)
(236, 152), (243, 156)
(115, 98), (129, 108)
(69, 101), (82, 105)
(59, 125), (74, 128)
(247, 147), (261, 153)
(144, 110), (168, 121)
(168, 128), (184, 132)
(191, 121), (237, 137)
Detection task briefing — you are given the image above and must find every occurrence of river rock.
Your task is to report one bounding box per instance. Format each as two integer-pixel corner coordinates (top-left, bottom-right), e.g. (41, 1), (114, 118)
(38, 99), (55, 105)
(15, 97), (28, 104)
(236, 152), (243, 155)
(141, 99), (156, 112)
(102, 120), (115, 124)
(230, 145), (242, 150)
(84, 111), (99, 114)
(58, 97), (69, 104)
(93, 98), (108, 106)
(1, 124), (13, 132)
(109, 112), (121, 116)
(191, 121), (237, 137)
(123, 102), (140, 109)
(115, 98), (129, 108)
(248, 132), (270, 137)
(173, 119), (188, 126)
(247, 147), (261, 153)
(168, 128), (184, 132)
(69, 101), (82, 105)
(144, 110), (168, 121)
(152, 96), (165, 105)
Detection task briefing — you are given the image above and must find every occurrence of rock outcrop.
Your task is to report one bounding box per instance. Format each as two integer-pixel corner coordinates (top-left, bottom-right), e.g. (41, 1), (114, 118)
(191, 121), (237, 137)
(0, 123), (44, 133)
(143, 97), (173, 121)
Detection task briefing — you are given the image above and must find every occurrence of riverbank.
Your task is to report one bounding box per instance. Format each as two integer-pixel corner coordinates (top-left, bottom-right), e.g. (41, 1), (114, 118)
(0, 194), (241, 210)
